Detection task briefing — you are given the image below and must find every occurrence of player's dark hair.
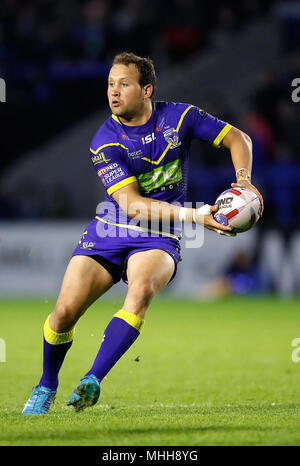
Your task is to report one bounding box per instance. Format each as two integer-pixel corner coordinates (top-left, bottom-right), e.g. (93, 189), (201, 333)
(112, 52), (156, 98)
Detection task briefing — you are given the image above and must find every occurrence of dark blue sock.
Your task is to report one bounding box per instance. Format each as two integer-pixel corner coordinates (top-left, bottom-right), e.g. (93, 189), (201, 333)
(39, 338), (72, 390)
(85, 309), (144, 382)
(39, 315), (75, 390)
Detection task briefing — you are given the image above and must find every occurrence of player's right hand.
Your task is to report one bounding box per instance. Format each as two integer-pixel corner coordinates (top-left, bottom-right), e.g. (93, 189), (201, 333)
(195, 204), (236, 236)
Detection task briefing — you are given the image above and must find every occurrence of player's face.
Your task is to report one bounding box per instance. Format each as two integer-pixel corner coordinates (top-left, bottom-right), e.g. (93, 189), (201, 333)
(107, 64), (146, 120)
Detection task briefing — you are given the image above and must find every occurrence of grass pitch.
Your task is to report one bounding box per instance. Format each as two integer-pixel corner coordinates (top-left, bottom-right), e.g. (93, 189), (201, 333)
(0, 295), (300, 446)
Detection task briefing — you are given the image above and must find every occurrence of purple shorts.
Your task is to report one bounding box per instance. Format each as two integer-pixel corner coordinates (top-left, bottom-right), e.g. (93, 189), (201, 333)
(72, 217), (181, 284)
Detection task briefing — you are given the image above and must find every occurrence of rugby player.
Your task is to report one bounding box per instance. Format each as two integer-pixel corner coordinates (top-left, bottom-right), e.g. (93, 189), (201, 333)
(22, 52), (263, 414)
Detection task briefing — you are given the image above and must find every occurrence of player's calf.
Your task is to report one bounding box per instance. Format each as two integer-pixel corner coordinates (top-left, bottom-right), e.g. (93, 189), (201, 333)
(123, 278), (156, 317)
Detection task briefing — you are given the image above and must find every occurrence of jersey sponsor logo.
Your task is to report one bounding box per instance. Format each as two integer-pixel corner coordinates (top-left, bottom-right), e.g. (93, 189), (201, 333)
(143, 180), (182, 195)
(120, 134), (137, 142)
(97, 163), (118, 176)
(142, 133), (156, 144)
(81, 241), (95, 249)
(138, 159), (182, 194)
(91, 152), (111, 165)
(157, 116), (166, 130)
(103, 167), (126, 185)
(163, 128), (181, 149)
(128, 149), (143, 159)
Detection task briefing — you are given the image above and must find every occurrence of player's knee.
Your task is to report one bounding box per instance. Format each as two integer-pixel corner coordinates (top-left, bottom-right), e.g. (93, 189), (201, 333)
(52, 302), (77, 331)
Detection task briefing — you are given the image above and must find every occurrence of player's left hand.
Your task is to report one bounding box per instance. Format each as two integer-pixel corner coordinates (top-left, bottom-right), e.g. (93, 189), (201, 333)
(231, 180), (264, 217)
(196, 204), (236, 236)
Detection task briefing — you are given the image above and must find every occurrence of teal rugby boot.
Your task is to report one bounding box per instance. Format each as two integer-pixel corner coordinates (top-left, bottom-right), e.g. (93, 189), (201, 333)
(22, 385), (56, 415)
(67, 374), (100, 412)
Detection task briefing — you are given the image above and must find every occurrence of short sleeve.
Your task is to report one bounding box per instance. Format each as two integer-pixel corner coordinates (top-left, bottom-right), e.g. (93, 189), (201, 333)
(90, 142), (137, 196)
(187, 106), (233, 147)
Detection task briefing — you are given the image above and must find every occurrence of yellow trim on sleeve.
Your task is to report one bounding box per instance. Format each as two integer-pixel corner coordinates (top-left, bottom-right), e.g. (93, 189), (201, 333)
(114, 309), (145, 332)
(212, 124), (233, 148)
(106, 176), (137, 196)
(90, 143), (128, 155)
(142, 105), (194, 165)
(44, 315), (75, 345)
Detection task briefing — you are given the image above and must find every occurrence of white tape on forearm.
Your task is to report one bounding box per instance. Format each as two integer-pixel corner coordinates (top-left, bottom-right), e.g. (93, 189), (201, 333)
(192, 209), (196, 223)
(178, 207), (188, 222)
(179, 205), (210, 223)
(196, 204), (211, 216)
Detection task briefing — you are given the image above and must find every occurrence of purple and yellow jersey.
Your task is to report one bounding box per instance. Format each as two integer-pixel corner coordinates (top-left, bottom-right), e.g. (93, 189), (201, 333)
(90, 101), (232, 237)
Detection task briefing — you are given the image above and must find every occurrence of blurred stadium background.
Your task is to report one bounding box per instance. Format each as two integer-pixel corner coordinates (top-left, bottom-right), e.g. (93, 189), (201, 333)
(1, 0), (300, 300)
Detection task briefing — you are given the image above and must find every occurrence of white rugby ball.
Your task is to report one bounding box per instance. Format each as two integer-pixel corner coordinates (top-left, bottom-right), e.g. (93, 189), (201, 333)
(214, 187), (261, 233)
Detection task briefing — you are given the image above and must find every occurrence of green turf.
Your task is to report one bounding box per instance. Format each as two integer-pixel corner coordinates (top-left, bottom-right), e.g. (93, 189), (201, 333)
(0, 296), (300, 446)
